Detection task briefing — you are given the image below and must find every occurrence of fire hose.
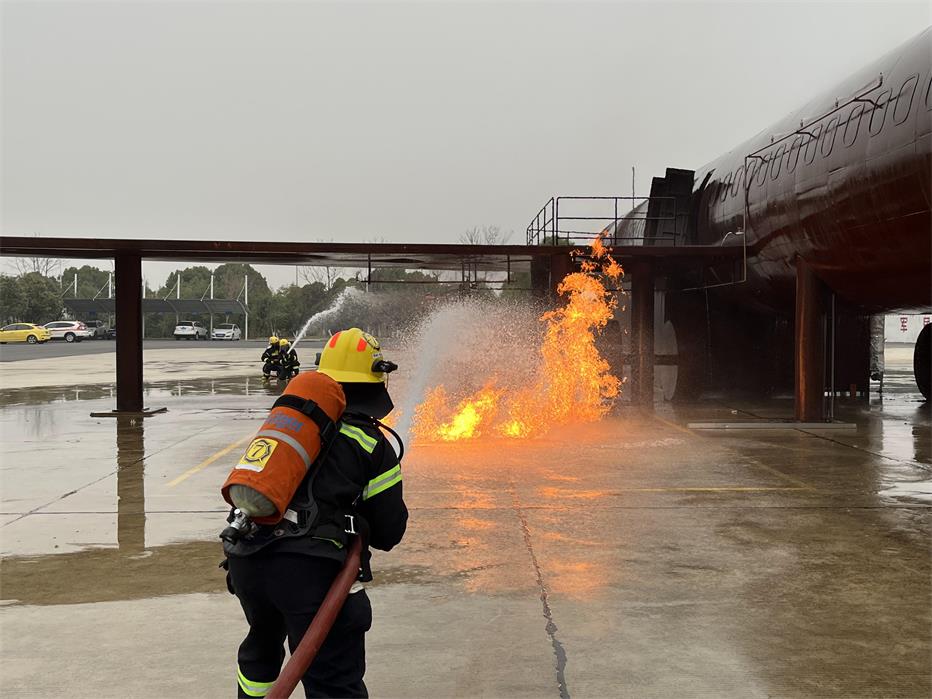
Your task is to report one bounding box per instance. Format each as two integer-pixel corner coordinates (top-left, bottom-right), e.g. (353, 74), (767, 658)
(267, 535), (363, 699)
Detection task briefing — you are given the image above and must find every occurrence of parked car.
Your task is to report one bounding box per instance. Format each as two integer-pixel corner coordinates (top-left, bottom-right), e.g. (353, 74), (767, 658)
(107, 326), (117, 340)
(84, 320), (109, 339)
(211, 323), (242, 341)
(173, 320), (209, 340)
(0, 323), (51, 344)
(44, 320), (93, 342)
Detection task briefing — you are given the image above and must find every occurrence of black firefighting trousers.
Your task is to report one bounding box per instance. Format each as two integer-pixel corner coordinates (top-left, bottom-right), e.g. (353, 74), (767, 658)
(228, 553), (372, 698)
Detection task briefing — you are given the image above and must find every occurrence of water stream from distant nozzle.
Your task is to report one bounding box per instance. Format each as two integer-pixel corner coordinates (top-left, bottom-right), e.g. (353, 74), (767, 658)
(290, 287), (364, 351)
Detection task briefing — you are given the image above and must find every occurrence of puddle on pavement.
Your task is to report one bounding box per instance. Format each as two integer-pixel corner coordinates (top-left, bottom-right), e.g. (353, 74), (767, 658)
(0, 375), (284, 408)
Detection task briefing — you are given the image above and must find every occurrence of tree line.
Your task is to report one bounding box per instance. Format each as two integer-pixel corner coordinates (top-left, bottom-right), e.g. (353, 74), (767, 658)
(0, 259), (530, 339)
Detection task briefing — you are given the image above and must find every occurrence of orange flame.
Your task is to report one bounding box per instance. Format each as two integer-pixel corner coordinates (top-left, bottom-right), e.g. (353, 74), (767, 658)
(411, 235), (624, 442)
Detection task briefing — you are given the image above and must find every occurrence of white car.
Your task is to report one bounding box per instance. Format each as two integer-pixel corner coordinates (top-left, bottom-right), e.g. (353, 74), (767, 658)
(173, 321), (209, 340)
(211, 323), (242, 341)
(44, 320), (93, 343)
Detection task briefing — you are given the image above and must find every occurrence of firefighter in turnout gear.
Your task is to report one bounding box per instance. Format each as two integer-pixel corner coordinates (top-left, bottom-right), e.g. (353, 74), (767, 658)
(279, 338), (300, 381)
(261, 336), (282, 381)
(226, 328), (407, 698)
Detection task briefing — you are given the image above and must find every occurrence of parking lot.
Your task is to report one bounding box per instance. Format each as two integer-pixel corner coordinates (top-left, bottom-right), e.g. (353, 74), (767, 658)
(0, 338), (293, 362)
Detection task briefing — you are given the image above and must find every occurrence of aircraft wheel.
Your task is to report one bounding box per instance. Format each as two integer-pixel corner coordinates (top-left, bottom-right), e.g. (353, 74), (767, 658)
(915, 323), (930, 401)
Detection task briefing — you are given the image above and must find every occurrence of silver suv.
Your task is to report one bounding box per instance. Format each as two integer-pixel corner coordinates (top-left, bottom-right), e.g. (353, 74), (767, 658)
(44, 320), (93, 343)
(173, 321), (209, 340)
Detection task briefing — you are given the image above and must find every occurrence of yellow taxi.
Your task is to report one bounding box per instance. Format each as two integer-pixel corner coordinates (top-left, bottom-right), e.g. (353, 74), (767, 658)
(0, 323), (52, 344)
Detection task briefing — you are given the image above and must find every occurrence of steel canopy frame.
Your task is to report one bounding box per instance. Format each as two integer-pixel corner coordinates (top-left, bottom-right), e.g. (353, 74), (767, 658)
(0, 236), (737, 269)
(1, 235), (740, 415)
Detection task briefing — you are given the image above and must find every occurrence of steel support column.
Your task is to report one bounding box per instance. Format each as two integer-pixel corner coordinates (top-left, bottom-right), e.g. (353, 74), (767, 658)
(549, 253), (574, 296)
(530, 257), (550, 298)
(115, 253), (144, 412)
(795, 257), (827, 421)
(631, 261), (655, 406)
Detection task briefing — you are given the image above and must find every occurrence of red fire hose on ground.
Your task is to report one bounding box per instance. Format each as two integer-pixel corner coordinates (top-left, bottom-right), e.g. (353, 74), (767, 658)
(267, 535), (363, 699)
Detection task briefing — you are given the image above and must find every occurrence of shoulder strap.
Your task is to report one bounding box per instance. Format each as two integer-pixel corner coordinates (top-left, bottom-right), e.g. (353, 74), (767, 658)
(273, 394), (339, 445)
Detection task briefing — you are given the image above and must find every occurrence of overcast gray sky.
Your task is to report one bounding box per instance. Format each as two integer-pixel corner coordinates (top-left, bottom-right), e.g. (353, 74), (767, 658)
(2, 0), (929, 289)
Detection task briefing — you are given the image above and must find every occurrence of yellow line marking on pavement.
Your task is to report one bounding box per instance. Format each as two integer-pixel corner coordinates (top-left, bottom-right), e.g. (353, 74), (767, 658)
(652, 415), (695, 437)
(652, 415), (816, 491)
(539, 487), (808, 499)
(167, 434), (253, 488)
(621, 486), (807, 492)
(749, 462), (815, 490)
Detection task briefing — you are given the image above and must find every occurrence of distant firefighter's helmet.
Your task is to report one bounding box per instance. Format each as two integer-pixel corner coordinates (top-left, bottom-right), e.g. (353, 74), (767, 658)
(268, 335), (279, 345)
(279, 338), (291, 348)
(317, 328), (397, 384)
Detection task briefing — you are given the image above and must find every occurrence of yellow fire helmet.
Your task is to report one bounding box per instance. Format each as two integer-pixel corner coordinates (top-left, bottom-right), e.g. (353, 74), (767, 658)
(317, 328), (397, 384)
(268, 335), (279, 345)
(279, 338), (290, 348)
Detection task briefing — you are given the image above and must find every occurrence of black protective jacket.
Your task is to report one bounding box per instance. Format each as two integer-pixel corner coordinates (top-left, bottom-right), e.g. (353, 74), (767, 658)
(261, 345), (281, 364)
(281, 348), (300, 370)
(225, 414), (407, 578)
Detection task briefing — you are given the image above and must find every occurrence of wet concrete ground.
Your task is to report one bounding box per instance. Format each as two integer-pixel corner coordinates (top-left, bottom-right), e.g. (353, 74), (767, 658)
(0, 340), (324, 389)
(0, 339), (274, 362)
(0, 355), (929, 697)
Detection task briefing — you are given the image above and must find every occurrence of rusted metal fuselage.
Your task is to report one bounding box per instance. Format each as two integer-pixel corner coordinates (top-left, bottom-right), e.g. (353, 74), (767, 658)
(693, 28), (931, 313)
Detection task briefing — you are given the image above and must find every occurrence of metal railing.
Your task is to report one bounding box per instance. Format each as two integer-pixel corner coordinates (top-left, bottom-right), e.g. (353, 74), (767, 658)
(526, 196), (680, 246)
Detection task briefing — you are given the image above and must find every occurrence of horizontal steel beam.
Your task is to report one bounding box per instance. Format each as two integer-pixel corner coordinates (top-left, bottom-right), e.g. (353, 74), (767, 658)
(0, 236), (743, 273)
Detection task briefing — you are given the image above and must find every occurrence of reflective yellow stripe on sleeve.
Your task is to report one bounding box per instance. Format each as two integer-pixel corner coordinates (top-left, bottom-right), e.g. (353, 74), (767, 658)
(362, 464), (402, 500)
(339, 423), (377, 453)
(237, 667), (276, 697)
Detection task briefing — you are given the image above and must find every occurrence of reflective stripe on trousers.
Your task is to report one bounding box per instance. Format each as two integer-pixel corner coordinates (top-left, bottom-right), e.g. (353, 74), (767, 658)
(237, 666), (276, 697)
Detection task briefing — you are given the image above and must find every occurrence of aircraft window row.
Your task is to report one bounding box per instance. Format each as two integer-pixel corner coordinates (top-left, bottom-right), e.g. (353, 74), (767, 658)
(843, 103), (864, 146)
(892, 75), (918, 124)
(731, 165), (744, 197)
(720, 171), (733, 202)
(868, 88), (891, 135)
(821, 116), (839, 157)
(786, 135), (803, 174)
(771, 144), (786, 179)
(804, 123), (822, 164)
(721, 73), (925, 203)
(756, 153), (771, 186)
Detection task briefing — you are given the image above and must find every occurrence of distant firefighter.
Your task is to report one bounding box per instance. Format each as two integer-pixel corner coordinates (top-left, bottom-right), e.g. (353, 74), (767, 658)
(279, 338), (300, 381)
(261, 335), (282, 381)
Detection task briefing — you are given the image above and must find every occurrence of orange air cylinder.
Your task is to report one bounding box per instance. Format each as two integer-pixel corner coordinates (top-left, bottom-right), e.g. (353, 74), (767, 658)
(221, 371), (346, 525)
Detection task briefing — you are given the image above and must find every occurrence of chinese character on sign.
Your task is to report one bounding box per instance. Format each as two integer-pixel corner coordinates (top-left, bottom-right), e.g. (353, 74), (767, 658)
(900, 316), (909, 332)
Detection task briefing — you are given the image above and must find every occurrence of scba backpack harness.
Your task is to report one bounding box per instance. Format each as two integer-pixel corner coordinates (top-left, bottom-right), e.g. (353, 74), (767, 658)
(219, 371), (403, 576)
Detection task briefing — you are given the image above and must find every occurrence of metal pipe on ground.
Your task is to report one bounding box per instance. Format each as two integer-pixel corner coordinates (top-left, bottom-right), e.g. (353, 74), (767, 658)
(267, 535), (363, 699)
